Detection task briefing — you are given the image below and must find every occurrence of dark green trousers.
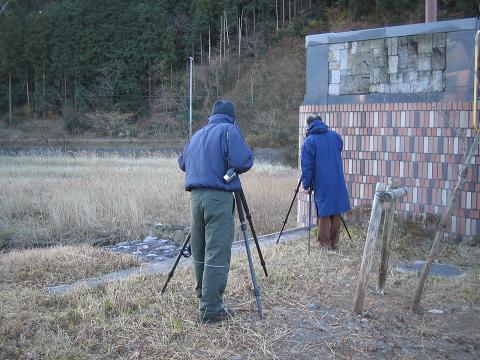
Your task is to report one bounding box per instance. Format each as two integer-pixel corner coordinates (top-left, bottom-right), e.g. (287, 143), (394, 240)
(190, 189), (234, 320)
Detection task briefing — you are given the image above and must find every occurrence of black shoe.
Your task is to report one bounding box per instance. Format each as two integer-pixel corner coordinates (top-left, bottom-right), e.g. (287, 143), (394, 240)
(201, 308), (235, 324)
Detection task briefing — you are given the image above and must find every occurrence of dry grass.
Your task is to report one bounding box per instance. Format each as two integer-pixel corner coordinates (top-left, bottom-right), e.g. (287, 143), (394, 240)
(0, 153), (298, 248)
(1, 226), (479, 359)
(0, 245), (139, 286)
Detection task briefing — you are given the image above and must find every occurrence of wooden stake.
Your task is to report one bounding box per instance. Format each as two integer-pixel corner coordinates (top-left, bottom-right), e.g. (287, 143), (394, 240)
(353, 182), (386, 314)
(377, 179), (399, 294)
(411, 130), (480, 312)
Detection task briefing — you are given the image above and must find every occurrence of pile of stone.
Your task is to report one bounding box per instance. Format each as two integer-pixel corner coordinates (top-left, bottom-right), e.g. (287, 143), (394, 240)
(105, 223), (190, 263)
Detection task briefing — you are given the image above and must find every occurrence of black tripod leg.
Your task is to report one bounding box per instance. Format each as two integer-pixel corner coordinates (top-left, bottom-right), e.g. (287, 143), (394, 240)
(239, 189), (268, 277)
(234, 191), (264, 319)
(340, 216), (352, 241)
(161, 231), (191, 294)
(276, 178), (302, 244)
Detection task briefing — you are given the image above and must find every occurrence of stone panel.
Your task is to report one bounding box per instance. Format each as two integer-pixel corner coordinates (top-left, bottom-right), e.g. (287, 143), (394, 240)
(327, 32), (446, 96)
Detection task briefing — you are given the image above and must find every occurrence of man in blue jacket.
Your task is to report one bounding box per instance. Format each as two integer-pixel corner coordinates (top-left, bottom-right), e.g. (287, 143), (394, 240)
(178, 100), (253, 323)
(301, 114), (350, 250)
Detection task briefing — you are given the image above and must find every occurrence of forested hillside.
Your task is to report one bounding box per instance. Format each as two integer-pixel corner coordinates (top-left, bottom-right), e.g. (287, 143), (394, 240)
(0, 0), (477, 145)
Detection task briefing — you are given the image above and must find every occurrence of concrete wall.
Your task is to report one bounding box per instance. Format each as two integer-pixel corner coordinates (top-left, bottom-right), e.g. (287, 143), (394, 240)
(300, 18), (479, 241)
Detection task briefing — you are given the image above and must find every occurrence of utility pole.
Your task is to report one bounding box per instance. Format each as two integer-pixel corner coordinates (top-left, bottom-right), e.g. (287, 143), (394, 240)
(189, 56), (193, 140)
(425, 0), (437, 22)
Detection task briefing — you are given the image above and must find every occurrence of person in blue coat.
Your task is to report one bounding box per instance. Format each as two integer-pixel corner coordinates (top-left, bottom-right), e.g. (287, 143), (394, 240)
(178, 100), (253, 323)
(301, 114), (351, 250)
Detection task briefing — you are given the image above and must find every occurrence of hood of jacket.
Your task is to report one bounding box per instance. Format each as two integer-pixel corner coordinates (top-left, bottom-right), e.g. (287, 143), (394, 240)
(208, 113), (236, 125)
(306, 119), (328, 136)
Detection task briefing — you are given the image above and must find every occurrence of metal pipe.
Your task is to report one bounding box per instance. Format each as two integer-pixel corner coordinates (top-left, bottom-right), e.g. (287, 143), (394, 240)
(425, 0), (437, 23)
(189, 56), (193, 140)
(474, 31), (479, 131)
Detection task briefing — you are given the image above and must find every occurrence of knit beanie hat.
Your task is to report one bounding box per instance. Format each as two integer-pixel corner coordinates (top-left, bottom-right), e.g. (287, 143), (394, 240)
(307, 114), (322, 125)
(212, 100), (236, 118)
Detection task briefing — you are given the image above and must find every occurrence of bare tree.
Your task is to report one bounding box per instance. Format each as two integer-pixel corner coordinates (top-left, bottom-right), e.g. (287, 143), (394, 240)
(0, 1), (8, 15)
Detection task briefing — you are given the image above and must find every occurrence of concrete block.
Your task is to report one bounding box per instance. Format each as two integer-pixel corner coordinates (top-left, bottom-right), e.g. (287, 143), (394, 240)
(388, 55), (398, 73)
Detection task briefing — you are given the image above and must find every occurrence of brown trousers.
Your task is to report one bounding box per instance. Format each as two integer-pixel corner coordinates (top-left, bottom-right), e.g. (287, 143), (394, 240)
(317, 214), (341, 250)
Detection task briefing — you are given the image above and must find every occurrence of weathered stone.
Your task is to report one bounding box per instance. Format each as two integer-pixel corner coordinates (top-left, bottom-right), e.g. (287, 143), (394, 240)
(372, 67), (389, 84)
(373, 55), (387, 67)
(388, 55), (398, 73)
(417, 70), (432, 81)
(370, 83), (389, 93)
(328, 43), (343, 63)
(409, 71), (418, 81)
(432, 48), (446, 70)
(351, 41), (358, 54)
(329, 61), (340, 70)
(433, 32), (447, 48)
(411, 79), (431, 93)
(340, 69), (352, 76)
(432, 70), (445, 91)
(339, 49), (349, 70)
(389, 72), (406, 83)
(397, 46), (409, 69)
(350, 51), (372, 75)
(418, 34), (433, 53)
(390, 82), (410, 93)
(328, 83), (340, 95)
(387, 37), (397, 56)
(417, 54), (431, 71)
(340, 75), (370, 94)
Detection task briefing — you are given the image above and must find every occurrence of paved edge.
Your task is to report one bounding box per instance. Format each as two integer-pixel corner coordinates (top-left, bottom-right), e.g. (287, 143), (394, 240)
(47, 227), (309, 295)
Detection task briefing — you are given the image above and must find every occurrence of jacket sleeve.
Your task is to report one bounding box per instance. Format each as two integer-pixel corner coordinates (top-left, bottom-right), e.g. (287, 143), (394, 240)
(178, 144), (188, 172)
(226, 125), (253, 174)
(301, 138), (315, 190)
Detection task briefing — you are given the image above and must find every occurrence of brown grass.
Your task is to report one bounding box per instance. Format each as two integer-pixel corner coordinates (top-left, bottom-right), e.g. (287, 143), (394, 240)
(1, 226), (479, 359)
(0, 154), (298, 248)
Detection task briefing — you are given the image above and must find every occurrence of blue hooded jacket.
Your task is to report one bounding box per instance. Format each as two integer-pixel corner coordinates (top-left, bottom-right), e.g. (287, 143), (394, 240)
(301, 119), (351, 217)
(178, 114), (253, 191)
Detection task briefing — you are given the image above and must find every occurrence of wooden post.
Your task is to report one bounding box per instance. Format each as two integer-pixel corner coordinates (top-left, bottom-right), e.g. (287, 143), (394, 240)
(377, 180), (399, 294)
(411, 130), (480, 312)
(353, 182), (386, 314)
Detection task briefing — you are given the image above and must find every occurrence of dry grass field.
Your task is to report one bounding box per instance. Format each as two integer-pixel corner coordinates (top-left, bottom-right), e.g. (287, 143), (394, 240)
(0, 153), (298, 248)
(0, 225), (479, 359)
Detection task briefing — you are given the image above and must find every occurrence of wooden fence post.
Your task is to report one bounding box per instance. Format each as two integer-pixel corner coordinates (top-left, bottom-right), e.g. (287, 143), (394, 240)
(377, 179), (399, 294)
(353, 182), (386, 314)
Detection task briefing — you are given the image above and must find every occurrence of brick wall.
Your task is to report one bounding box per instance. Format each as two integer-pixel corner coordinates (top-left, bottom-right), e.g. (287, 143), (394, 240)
(297, 101), (479, 240)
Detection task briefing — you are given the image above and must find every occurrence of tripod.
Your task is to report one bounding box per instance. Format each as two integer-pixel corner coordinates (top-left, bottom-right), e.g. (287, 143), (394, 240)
(276, 178), (352, 244)
(161, 186), (266, 319)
